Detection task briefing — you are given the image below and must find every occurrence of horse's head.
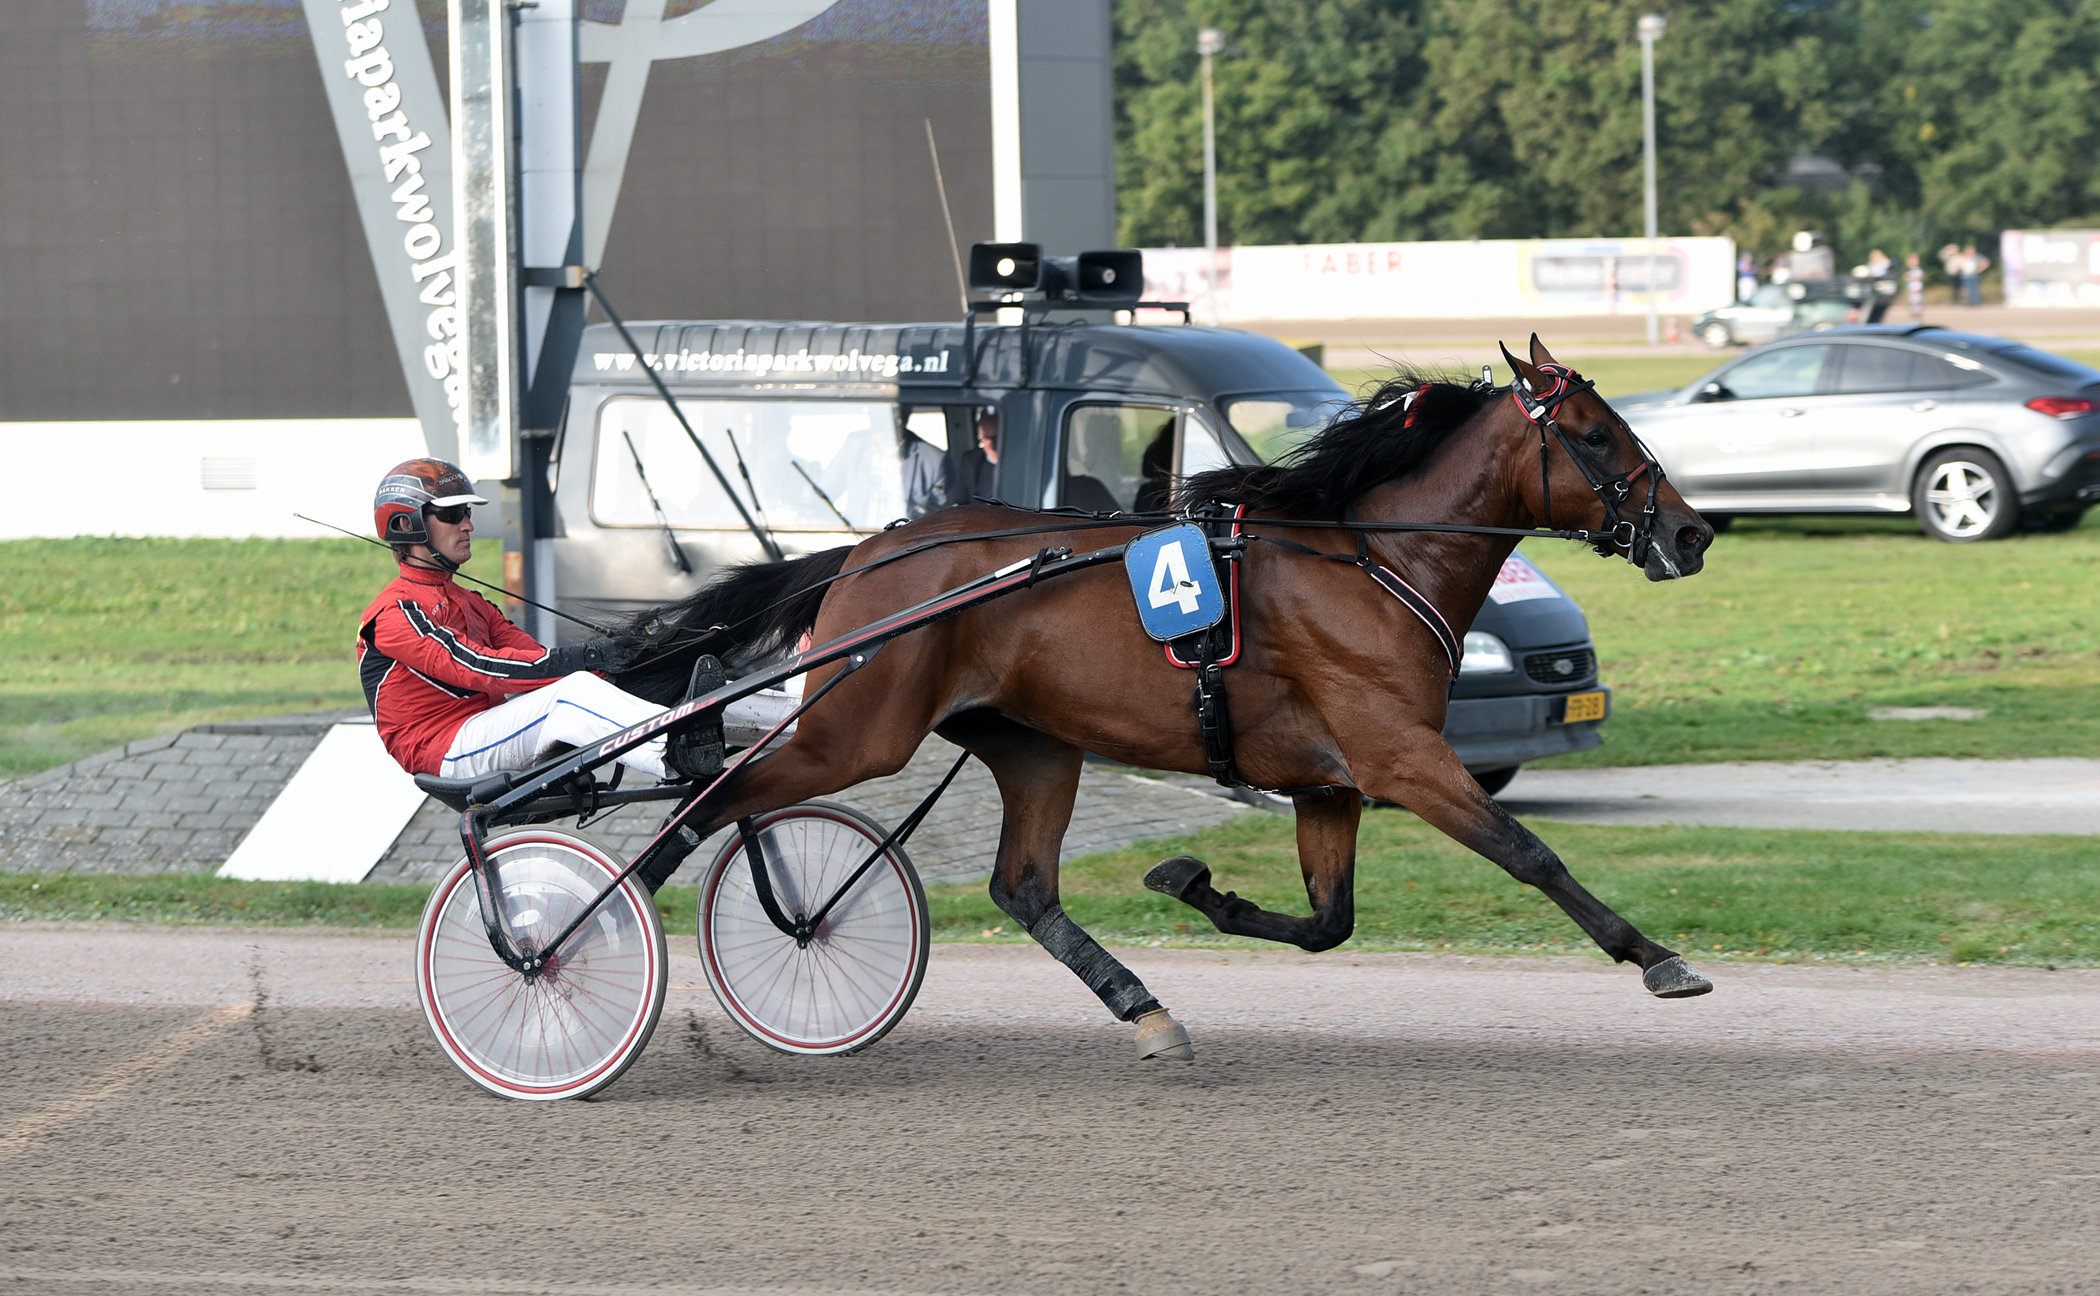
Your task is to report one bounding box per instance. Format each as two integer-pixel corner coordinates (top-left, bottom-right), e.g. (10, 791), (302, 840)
(1499, 334), (1713, 581)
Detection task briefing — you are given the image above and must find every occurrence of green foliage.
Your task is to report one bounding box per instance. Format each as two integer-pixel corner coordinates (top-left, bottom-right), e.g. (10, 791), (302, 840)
(0, 538), (507, 778)
(0, 872), (435, 928)
(0, 869), (698, 932)
(19, 820), (2099, 968)
(1521, 512), (2100, 765)
(930, 811), (2100, 965)
(1116, 0), (1421, 245)
(1116, 0), (2100, 264)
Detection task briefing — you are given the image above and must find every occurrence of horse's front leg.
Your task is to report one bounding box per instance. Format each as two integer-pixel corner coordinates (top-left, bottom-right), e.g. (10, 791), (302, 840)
(1370, 729), (1712, 998)
(1145, 786), (1361, 953)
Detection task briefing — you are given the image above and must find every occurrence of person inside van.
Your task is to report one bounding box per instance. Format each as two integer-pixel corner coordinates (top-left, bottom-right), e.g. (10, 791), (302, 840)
(357, 458), (728, 790)
(958, 406), (1000, 503)
(1134, 419), (1176, 512)
(895, 408), (952, 518)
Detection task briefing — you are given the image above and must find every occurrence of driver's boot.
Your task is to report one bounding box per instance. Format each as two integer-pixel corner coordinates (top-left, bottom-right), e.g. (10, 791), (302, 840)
(665, 654), (725, 782)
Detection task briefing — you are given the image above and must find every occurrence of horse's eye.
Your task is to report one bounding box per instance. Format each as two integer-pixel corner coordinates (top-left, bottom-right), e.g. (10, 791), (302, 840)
(1583, 429), (1612, 448)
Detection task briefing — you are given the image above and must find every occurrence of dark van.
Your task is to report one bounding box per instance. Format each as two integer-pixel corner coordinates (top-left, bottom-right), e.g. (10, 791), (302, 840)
(542, 289), (1608, 790)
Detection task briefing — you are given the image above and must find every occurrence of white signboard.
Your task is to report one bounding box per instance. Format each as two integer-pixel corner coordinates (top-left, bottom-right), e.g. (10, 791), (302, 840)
(1143, 236), (1737, 322)
(2001, 229), (2100, 307)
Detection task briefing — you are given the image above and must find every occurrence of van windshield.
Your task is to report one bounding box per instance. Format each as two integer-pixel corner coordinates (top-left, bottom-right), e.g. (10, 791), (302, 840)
(1222, 390), (1352, 463)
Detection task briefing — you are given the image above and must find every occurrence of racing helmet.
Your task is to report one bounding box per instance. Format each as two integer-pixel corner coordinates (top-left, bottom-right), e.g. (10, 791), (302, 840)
(373, 458), (489, 548)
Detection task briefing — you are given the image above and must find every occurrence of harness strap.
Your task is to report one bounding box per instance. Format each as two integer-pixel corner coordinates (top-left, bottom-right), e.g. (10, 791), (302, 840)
(1159, 505), (1248, 786)
(1254, 534), (1462, 678)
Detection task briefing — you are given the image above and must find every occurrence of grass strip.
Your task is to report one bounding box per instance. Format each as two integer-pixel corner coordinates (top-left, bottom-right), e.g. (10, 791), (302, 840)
(929, 812), (2100, 966)
(1521, 515), (2100, 765)
(0, 537), (507, 779)
(12, 813), (2097, 968)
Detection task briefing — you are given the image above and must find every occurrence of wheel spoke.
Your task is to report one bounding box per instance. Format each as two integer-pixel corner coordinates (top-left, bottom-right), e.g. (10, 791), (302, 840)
(701, 807), (926, 1054)
(419, 835), (665, 1099)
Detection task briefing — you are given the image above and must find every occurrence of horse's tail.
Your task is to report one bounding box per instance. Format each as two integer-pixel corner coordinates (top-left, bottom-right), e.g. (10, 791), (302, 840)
(611, 547), (854, 703)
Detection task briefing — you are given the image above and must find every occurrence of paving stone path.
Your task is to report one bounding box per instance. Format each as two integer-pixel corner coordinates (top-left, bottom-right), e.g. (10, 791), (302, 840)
(0, 712), (1245, 888)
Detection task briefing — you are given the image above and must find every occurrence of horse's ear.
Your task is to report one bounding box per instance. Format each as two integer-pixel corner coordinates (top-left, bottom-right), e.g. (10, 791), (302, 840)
(1529, 333), (1559, 368)
(1499, 340), (1538, 389)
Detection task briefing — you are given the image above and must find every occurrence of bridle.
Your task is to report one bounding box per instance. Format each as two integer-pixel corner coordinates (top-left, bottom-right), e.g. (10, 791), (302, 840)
(1506, 360), (1668, 568)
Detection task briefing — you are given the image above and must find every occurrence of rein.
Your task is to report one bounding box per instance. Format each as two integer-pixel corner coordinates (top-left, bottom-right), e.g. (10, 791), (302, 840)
(632, 365), (1664, 665)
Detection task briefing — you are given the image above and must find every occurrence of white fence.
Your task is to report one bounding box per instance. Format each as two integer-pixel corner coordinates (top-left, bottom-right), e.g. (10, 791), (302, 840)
(1142, 236), (1739, 322)
(0, 419), (430, 539)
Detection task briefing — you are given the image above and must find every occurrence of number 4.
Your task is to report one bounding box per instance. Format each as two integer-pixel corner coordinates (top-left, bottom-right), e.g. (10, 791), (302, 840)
(1147, 540), (1202, 614)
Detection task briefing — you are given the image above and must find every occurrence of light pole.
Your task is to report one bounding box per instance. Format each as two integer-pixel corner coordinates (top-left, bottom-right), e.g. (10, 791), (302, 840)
(1198, 26), (1226, 325)
(1638, 13), (1666, 345)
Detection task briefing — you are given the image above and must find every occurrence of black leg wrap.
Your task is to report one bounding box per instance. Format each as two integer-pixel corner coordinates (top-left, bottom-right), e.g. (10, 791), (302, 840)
(1028, 904), (1157, 1022)
(635, 822), (702, 893)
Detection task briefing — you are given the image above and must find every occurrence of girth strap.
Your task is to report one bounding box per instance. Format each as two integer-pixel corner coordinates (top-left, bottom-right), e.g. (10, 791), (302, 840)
(1161, 505), (1247, 786)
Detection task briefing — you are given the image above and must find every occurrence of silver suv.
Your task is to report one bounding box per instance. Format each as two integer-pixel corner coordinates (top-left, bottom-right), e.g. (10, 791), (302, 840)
(1617, 326), (2100, 540)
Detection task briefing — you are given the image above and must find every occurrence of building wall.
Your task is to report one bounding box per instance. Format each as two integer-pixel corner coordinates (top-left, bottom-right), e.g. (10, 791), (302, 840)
(0, 0), (1000, 537)
(0, 0), (994, 429)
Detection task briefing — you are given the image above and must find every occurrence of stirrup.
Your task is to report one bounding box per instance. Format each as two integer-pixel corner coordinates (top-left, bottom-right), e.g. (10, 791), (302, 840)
(665, 655), (725, 781)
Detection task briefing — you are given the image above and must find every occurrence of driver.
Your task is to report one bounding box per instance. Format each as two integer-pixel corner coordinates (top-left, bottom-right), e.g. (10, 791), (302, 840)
(356, 458), (721, 786)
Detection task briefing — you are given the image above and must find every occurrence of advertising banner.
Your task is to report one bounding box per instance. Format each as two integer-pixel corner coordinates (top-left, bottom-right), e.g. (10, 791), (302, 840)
(1142, 237), (1737, 322)
(301, 0), (462, 460)
(2001, 230), (2100, 307)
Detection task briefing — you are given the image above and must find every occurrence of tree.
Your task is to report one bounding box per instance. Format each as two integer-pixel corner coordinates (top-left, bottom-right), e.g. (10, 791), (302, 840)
(1114, 0), (1422, 246)
(1113, 0), (2100, 272)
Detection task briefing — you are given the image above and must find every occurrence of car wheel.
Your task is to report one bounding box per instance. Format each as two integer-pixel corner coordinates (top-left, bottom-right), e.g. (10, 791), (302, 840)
(1471, 766), (1520, 796)
(1913, 448), (2019, 542)
(1699, 322), (1732, 348)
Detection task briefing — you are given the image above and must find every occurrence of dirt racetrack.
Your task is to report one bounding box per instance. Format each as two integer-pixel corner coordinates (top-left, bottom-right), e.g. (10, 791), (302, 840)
(2, 927), (2095, 1296)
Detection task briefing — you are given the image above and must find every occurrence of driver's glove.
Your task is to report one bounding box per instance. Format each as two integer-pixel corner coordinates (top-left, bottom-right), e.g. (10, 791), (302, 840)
(545, 635), (640, 675)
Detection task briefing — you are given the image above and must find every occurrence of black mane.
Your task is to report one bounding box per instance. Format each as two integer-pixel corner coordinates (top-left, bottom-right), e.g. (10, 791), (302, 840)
(1179, 369), (1497, 514)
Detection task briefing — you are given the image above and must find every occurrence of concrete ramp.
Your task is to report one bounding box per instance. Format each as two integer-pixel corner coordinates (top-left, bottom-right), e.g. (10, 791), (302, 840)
(216, 722), (427, 882)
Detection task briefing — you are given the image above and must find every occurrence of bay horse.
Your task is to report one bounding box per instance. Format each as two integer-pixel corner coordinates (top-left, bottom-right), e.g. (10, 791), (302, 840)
(613, 336), (1717, 1059)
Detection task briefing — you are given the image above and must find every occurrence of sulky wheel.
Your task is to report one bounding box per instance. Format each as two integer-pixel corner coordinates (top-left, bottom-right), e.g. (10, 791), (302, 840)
(698, 801), (929, 1056)
(417, 828), (667, 1101)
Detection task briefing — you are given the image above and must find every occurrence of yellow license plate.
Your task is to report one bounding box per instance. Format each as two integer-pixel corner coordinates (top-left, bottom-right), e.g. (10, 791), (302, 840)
(1560, 691), (1607, 724)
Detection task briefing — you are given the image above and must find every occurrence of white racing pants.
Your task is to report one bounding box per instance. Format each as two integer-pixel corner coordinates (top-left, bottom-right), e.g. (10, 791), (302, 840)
(439, 672), (800, 782)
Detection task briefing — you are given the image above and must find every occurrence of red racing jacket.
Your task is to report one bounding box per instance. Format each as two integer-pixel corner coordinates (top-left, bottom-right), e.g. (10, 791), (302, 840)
(357, 563), (570, 775)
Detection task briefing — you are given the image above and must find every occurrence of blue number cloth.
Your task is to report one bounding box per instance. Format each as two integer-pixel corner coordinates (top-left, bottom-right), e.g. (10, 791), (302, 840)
(1123, 523), (1226, 642)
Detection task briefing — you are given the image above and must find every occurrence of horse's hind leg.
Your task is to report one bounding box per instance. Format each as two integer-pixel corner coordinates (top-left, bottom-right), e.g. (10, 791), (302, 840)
(1145, 786), (1362, 953)
(938, 710), (1195, 1061)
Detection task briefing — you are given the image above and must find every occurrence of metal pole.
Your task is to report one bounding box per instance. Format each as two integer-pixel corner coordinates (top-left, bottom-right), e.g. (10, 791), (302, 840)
(1638, 14), (1666, 346)
(1198, 27), (1225, 327)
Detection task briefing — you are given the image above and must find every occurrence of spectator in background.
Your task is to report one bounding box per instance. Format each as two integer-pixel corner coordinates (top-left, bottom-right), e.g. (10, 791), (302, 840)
(1866, 248), (1892, 278)
(1905, 253), (1925, 323)
(1960, 243), (1989, 305)
(1737, 250), (1759, 302)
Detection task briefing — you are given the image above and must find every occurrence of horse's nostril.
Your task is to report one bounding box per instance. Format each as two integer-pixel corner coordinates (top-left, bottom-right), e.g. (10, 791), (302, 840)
(1678, 524), (1708, 552)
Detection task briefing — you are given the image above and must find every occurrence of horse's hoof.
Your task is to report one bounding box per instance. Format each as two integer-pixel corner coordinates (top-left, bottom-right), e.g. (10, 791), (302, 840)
(1133, 1008), (1194, 1061)
(1143, 856), (1211, 902)
(1643, 955), (1714, 998)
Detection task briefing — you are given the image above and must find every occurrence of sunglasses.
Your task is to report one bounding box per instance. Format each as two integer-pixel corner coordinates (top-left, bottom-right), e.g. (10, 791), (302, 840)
(424, 505), (472, 526)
